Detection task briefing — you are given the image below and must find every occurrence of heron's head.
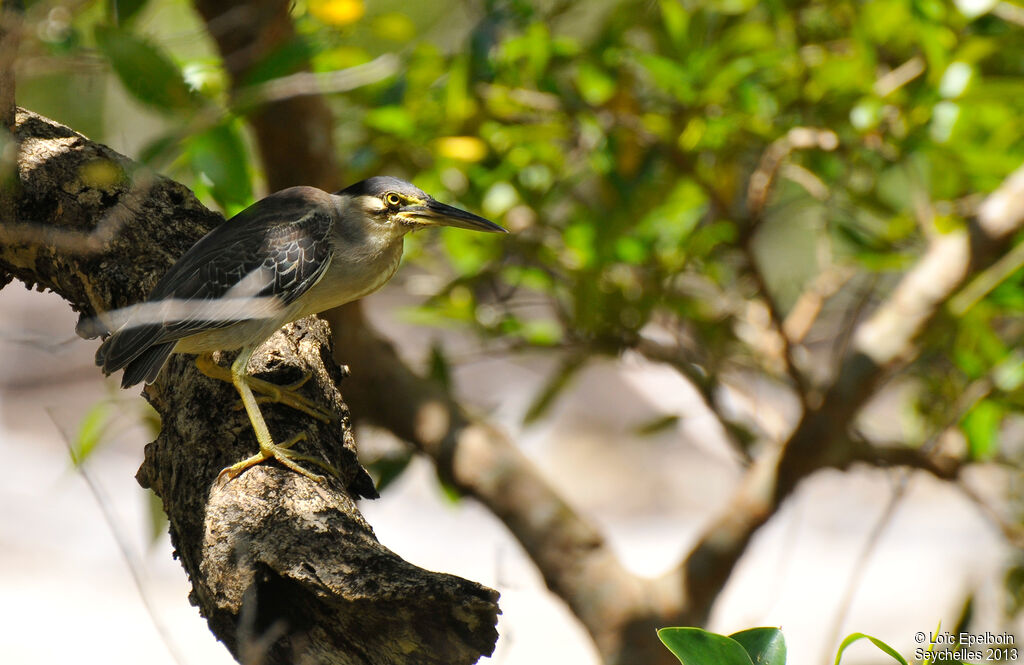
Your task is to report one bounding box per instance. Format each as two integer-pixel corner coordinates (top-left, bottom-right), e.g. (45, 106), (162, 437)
(337, 176), (506, 242)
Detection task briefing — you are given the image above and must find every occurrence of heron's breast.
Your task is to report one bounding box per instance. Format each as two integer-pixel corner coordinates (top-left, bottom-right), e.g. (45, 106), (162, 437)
(172, 318), (285, 354)
(295, 241), (403, 318)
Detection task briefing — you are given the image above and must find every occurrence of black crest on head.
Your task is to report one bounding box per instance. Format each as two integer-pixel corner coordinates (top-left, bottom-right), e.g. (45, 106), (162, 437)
(338, 176), (427, 200)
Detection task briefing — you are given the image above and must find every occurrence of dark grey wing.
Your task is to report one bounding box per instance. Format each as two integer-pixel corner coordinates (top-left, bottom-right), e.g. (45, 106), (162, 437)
(97, 187), (336, 382)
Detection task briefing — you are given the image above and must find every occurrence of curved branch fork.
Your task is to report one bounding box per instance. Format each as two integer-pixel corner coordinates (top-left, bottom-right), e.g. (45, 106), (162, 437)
(0, 108), (499, 665)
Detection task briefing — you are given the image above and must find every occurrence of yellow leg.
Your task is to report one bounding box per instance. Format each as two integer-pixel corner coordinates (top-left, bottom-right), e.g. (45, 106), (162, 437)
(195, 353), (335, 422)
(197, 350), (339, 483)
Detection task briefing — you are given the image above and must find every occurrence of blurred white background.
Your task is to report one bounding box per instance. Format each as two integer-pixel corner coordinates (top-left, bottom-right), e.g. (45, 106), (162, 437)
(0, 281), (1019, 665)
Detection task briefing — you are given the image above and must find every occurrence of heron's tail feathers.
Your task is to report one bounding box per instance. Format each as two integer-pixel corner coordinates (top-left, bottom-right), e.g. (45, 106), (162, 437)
(120, 341), (175, 387)
(96, 324), (173, 387)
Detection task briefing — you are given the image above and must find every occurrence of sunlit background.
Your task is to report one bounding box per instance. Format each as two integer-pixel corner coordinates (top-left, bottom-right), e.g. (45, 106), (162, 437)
(2, 0), (1023, 664)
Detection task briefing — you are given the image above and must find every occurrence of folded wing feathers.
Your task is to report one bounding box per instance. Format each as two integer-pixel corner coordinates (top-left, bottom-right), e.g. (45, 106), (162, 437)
(95, 188), (337, 385)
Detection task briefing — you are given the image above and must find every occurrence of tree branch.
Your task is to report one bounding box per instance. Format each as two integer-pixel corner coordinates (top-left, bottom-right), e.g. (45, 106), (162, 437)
(185, 0), (1024, 657)
(324, 305), (681, 663)
(742, 127), (841, 406)
(851, 443), (963, 480)
(188, 1), (676, 661)
(675, 160), (1024, 624)
(0, 108), (499, 665)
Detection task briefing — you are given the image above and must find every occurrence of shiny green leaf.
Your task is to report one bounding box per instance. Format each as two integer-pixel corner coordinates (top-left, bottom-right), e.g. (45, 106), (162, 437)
(961, 400), (1002, 461)
(364, 106), (416, 138)
(187, 121), (253, 212)
(109, 0), (150, 25)
(660, 0), (690, 47)
(428, 342), (452, 390)
(94, 25), (198, 111)
(658, 627), (755, 665)
(730, 628), (786, 665)
(71, 401), (110, 467)
(368, 451), (414, 493)
(576, 62), (616, 106)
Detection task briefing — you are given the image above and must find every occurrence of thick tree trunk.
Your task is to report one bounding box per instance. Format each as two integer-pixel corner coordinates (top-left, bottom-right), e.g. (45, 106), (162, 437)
(0, 108), (499, 665)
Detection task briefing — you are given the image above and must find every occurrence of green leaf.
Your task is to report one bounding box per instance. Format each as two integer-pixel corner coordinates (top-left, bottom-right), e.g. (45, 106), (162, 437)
(633, 414), (680, 436)
(658, 627), (756, 665)
(729, 628), (786, 665)
(435, 474), (463, 504)
(576, 62), (616, 106)
(523, 354), (587, 424)
(960, 399), (1002, 461)
(428, 342), (452, 390)
(520, 318), (562, 346)
(364, 106), (416, 138)
(834, 632), (908, 665)
(138, 132), (184, 169)
(442, 224), (493, 274)
(71, 401), (110, 466)
(187, 121), (253, 212)
(659, 0), (690, 47)
(109, 0), (150, 25)
(367, 451), (414, 493)
(633, 53), (696, 103)
(94, 25), (198, 112)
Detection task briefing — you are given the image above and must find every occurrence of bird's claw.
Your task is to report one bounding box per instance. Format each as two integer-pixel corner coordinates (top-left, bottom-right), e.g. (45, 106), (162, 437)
(217, 431), (340, 484)
(229, 372), (336, 423)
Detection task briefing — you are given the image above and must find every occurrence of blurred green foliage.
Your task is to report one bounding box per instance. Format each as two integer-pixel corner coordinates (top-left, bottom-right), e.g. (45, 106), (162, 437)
(22, 0), (1023, 471)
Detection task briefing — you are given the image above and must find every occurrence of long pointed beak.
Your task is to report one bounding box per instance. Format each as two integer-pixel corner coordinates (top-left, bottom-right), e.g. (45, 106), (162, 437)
(399, 199), (508, 233)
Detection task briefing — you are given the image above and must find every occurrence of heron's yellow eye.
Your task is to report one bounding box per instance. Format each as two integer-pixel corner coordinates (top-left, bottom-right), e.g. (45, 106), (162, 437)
(385, 193), (402, 207)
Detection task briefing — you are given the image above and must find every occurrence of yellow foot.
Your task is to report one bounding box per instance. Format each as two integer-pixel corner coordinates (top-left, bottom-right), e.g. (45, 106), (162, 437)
(217, 432), (340, 484)
(196, 356), (336, 423)
(239, 372), (336, 423)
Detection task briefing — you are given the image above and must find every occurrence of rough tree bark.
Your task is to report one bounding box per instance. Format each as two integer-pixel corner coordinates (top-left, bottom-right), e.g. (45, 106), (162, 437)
(0, 108), (500, 665)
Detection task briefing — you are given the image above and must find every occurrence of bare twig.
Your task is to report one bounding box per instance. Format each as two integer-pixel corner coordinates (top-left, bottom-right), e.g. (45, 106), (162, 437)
(956, 481), (1024, 549)
(746, 127), (839, 218)
(993, 1), (1024, 27)
(49, 410), (189, 665)
(854, 230), (970, 365)
(873, 57), (925, 98)
(742, 128), (839, 405)
(633, 334), (754, 458)
(950, 232), (1024, 315)
(822, 471), (911, 663)
(782, 266), (855, 342)
(233, 55), (400, 109)
(780, 162), (830, 201)
(857, 444), (963, 480)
